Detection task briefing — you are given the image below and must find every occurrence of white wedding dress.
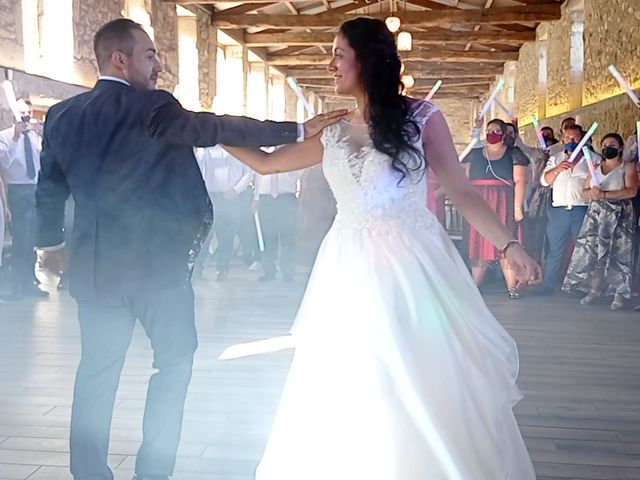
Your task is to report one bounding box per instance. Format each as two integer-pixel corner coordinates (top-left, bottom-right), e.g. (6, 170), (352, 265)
(254, 101), (536, 480)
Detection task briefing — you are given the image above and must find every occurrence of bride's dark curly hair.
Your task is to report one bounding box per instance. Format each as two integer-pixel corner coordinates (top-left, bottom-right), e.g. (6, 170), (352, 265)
(339, 17), (425, 183)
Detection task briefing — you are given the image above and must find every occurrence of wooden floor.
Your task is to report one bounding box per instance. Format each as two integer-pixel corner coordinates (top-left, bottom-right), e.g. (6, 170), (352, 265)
(0, 263), (639, 480)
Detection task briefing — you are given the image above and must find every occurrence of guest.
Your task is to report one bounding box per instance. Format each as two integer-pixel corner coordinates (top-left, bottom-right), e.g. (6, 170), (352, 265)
(254, 169), (303, 283)
(0, 98), (49, 300)
(535, 124), (602, 295)
(541, 127), (558, 147)
(562, 133), (637, 309)
(297, 164), (336, 267)
(548, 117), (576, 156)
(504, 122), (552, 265)
(462, 118), (529, 299)
(197, 145), (254, 281)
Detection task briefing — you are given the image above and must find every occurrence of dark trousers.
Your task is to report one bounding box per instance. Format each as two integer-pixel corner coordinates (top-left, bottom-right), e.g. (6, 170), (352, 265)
(70, 285), (197, 480)
(199, 191), (255, 273)
(7, 184), (37, 293)
(542, 205), (588, 290)
(259, 194), (298, 278)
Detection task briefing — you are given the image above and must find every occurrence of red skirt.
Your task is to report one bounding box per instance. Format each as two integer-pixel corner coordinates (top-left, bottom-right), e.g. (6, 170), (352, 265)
(468, 179), (521, 262)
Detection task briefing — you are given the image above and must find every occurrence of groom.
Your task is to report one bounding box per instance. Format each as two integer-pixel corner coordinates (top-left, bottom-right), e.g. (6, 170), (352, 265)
(35, 18), (344, 480)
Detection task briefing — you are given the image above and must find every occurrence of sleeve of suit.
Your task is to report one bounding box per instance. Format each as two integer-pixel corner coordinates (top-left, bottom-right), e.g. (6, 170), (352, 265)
(35, 122), (70, 249)
(146, 91), (299, 148)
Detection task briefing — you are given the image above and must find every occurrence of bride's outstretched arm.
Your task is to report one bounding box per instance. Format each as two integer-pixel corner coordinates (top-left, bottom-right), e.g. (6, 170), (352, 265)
(422, 111), (541, 284)
(222, 134), (323, 174)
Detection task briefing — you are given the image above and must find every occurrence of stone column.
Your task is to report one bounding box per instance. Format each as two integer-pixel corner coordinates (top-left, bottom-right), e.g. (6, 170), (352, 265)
(196, 11), (216, 110)
(536, 23), (549, 120)
(284, 84), (297, 122)
(242, 46), (249, 115)
(568, 1), (585, 110)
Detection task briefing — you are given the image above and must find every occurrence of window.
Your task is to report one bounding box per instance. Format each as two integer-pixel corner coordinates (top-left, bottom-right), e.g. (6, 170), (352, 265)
(22, 0), (74, 82)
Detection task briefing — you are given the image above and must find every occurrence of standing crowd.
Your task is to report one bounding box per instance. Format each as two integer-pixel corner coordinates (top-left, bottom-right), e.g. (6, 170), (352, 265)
(453, 114), (640, 309)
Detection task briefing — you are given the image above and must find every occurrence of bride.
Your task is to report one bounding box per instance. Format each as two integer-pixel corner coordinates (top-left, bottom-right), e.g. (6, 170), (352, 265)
(223, 16), (540, 480)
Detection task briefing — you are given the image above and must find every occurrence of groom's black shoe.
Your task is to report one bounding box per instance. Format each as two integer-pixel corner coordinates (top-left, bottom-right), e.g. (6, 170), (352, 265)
(132, 475), (170, 480)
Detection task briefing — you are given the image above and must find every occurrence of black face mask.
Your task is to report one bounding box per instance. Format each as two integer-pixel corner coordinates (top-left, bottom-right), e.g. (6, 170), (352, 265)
(602, 146), (620, 159)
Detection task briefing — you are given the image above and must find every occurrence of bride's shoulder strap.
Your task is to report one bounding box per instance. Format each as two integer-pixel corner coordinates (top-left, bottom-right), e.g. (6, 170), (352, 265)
(410, 99), (440, 129)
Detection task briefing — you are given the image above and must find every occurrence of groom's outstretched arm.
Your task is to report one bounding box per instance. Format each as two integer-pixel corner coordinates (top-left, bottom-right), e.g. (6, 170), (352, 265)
(145, 90), (298, 148)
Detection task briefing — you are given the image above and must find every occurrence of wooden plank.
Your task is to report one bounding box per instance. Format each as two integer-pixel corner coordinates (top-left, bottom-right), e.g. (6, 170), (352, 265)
(285, 67), (502, 78)
(211, 4), (562, 29)
(269, 50), (518, 65)
(245, 30), (536, 47)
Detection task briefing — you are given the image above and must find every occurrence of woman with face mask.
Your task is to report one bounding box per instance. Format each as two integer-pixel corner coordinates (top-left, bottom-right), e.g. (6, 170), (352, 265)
(562, 133), (638, 309)
(461, 118), (530, 299)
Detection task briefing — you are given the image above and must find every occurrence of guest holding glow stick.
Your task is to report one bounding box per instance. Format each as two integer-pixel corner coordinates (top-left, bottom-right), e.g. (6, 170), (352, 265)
(562, 133), (637, 310)
(533, 124), (598, 295)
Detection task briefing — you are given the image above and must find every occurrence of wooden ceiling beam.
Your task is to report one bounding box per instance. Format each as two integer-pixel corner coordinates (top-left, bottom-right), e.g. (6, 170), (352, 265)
(286, 68), (501, 78)
(298, 78), (491, 88)
(245, 29), (535, 47)
(212, 4), (561, 29)
(269, 50), (518, 65)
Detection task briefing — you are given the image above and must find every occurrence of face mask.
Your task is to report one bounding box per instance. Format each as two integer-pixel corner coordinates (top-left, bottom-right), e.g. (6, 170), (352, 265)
(602, 147), (620, 159)
(564, 141), (579, 153)
(543, 136), (556, 146)
(486, 133), (503, 145)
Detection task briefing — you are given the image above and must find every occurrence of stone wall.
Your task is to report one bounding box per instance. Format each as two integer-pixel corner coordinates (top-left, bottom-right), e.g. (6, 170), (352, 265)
(545, 3), (573, 117)
(0, 0), (221, 125)
(73, 0), (124, 85)
(514, 42), (538, 122)
(196, 10), (216, 110)
(505, 0), (640, 147)
(150, 0), (179, 92)
(0, 1), (23, 70)
(583, 0), (640, 106)
(437, 98), (475, 150)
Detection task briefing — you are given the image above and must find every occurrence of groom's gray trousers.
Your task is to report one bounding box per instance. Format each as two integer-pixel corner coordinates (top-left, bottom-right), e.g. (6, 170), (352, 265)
(70, 283), (197, 480)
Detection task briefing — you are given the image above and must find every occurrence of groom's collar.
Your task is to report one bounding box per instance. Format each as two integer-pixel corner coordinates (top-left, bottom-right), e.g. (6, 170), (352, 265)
(98, 75), (131, 87)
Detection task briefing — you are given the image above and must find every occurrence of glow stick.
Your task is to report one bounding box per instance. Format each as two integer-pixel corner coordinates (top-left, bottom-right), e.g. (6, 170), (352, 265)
(2, 80), (22, 122)
(531, 114), (548, 150)
(568, 122), (598, 164)
(458, 138), (479, 162)
(286, 76), (315, 116)
(218, 335), (295, 360)
(479, 78), (505, 119)
(608, 65), (640, 108)
(582, 147), (599, 187)
(254, 211), (265, 252)
(495, 98), (515, 119)
(424, 80), (443, 101)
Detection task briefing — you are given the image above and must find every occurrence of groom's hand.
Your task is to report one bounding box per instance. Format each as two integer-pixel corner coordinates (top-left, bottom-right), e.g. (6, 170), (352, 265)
(303, 110), (349, 139)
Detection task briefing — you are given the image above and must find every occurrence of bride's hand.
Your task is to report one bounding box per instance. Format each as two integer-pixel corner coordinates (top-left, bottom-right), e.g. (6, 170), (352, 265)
(505, 244), (542, 287)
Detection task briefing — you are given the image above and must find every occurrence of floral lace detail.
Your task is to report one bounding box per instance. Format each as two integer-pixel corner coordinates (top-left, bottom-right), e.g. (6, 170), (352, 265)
(321, 100), (440, 234)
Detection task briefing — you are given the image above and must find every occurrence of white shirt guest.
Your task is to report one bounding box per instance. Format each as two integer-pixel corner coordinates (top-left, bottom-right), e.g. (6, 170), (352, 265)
(540, 150), (599, 209)
(0, 122), (42, 184)
(254, 171), (302, 199)
(198, 145), (253, 195)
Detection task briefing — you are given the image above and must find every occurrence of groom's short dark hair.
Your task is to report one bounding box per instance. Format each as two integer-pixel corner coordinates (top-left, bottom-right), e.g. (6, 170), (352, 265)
(94, 19), (146, 72)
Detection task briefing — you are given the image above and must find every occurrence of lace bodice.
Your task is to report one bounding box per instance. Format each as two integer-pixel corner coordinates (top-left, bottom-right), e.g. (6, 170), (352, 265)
(321, 100), (440, 233)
